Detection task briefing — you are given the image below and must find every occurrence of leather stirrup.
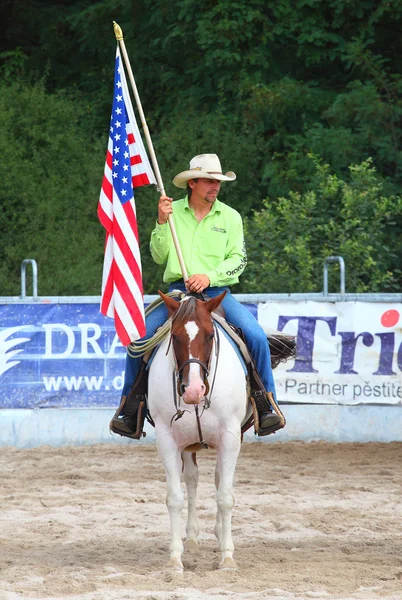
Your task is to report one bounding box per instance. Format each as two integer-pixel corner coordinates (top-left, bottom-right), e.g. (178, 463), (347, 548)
(109, 361), (149, 440)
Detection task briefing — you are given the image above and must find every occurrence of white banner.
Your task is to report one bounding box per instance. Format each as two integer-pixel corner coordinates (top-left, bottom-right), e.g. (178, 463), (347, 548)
(258, 301), (402, 406)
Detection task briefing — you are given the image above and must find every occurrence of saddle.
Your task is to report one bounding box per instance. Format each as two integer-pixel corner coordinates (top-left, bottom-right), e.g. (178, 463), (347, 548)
(110, 303), (296, 440)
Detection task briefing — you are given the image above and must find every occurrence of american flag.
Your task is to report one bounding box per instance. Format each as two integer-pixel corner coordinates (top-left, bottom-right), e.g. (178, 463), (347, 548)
(98, 47), (156, 346)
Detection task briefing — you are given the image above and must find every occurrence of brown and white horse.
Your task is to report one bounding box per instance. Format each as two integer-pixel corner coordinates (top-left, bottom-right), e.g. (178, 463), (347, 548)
(147, 291), (251, 571)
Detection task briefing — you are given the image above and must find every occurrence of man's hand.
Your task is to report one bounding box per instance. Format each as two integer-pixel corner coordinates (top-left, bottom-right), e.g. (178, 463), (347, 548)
(186, 274), (210, 293)
(157, 195), (173, 224)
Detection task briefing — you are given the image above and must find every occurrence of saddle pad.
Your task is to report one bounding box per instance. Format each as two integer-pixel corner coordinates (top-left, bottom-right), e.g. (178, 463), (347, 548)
(215, 322), (247, 375)
(147, 322), (247, 375)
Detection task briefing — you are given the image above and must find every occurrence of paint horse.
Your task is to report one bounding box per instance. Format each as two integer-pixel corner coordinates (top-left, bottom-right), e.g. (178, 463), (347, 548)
(148, 291), (252, 571)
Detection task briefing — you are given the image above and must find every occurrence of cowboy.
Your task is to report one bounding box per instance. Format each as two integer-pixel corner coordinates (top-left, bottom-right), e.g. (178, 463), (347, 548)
(111, 154), (284, 438)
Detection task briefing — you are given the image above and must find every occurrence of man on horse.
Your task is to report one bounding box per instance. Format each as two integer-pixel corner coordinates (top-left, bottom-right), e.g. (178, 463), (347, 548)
(110, 153), (285, 438)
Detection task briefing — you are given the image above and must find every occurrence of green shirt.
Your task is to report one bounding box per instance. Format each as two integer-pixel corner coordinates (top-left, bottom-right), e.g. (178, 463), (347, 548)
(150, 196), (247, 287)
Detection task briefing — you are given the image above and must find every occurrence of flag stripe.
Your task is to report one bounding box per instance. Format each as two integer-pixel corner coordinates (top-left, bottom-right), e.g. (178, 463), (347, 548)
(114, 285), (144, 340)
(100, 234), (114, 316)
(106, 148), (113, 170)
(114, 310), (131, 347)
(112, 260), (145, 334)
(113, 215), (143, 294)
(98, 189), (113, 232)
(100, 266), (114, 317)
(113, 288), (143, 345)
(131, 155), (142, 166)
(133, 173), (152, 187)
(114, 196), (141, 260)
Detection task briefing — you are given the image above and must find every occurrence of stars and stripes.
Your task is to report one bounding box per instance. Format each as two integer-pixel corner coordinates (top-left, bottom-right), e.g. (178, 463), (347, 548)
(98, 47), (156, 346)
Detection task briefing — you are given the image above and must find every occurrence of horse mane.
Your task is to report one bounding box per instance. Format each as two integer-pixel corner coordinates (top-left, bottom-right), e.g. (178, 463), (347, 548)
(172, 296), (199, 328)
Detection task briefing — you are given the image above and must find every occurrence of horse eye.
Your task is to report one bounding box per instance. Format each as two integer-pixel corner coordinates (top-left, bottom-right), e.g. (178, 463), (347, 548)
(207, 332), (214, 342)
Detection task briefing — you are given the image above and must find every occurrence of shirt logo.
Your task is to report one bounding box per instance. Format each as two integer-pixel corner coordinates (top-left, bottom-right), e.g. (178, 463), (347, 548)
(210, 226), (226, 233)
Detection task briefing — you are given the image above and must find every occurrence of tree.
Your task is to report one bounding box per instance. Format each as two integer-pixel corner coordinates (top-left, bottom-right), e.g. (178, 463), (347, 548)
(0, 77), (105, 295)
(242, 157), (402, 293)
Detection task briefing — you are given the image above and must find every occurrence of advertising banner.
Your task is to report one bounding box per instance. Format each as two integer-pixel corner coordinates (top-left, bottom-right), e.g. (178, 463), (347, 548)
(258, 301), (402, 405)
(0, 301), (401, 408)
(0, 304), (124, 409)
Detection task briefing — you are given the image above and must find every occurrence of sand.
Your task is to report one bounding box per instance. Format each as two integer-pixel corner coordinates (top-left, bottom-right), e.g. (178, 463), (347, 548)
(1, 441), (402, 600)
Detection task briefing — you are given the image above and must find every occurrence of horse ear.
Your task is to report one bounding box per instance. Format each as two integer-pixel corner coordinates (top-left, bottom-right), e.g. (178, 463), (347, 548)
(205, 290), (227, 313)
(158, 290), (180, 315)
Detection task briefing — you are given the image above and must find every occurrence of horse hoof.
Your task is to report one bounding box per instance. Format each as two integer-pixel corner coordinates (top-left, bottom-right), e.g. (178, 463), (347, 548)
(219, 556), (237, 570)
(168, 557), (184, 572)
(186, 539), (198, 553)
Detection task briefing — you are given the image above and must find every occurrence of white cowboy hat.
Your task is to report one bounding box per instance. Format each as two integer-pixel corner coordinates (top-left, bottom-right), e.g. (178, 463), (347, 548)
(172, 154), (236, 189)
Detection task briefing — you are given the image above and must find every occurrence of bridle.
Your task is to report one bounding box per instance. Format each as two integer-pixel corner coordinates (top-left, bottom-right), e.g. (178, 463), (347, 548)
(169, 320), (221, 448)
(177, 358), (210, 398)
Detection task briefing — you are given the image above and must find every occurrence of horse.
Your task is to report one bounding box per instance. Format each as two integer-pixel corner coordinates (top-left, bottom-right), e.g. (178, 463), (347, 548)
(147, 290), (251, 571)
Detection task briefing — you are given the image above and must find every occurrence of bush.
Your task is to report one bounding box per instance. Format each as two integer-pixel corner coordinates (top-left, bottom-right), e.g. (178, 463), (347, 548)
(0, 79), (105, 295)
(242, 157), (402, 293)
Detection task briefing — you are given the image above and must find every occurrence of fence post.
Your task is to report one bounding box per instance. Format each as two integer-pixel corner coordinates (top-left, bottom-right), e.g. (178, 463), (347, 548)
(323, 256), (345, 296)
(20, 259), (38, 300)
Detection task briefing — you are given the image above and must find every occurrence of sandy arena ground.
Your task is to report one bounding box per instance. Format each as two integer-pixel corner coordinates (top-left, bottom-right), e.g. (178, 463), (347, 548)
(1, 441), (402, 600)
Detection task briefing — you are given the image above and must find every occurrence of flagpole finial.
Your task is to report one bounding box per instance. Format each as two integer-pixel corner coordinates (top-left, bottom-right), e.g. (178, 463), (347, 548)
(113, 21), (124, 41)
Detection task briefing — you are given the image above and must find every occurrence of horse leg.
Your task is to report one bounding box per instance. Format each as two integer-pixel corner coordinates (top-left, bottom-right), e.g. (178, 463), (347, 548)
(182, 451), (199, 551)
(156, 430), (185, 571)
(216, 431), (241, 569)
(214, 460), (222, 543)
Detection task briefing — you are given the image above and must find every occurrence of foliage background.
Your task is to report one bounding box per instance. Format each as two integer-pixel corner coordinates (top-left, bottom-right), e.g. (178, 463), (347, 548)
(1, 0), (401, 295)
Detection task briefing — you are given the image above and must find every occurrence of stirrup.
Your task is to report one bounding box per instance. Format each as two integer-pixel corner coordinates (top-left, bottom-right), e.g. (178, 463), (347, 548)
(110, 360), (149, 440)
(110, 399), (146, 440)
(250, 391), (286, 436)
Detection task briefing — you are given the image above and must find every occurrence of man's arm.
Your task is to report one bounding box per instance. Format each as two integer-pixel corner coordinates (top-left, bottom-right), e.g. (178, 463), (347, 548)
(204, 218), (247, 287)
(149, 195), (173, 264)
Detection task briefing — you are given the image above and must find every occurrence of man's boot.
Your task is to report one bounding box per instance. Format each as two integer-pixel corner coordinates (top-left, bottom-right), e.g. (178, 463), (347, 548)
(259, 409), (282, 430)
(110, 361), (149, 439)
(248, 360), (286, 436)
(257, 391), (286, 436)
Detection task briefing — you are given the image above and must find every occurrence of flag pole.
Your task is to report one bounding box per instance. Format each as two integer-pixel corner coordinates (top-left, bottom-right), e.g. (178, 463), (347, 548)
(113, 21), (189, 282)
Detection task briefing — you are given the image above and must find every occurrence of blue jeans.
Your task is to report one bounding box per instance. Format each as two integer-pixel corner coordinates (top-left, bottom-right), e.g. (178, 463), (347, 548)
(122, 282), (276, 401)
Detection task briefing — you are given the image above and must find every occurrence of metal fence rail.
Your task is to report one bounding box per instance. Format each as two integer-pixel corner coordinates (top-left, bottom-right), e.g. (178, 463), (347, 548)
(0, 258), (401, 304)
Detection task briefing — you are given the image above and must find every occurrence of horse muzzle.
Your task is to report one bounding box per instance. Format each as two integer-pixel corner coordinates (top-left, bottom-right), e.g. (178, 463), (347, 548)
(181, 382), (207, 405)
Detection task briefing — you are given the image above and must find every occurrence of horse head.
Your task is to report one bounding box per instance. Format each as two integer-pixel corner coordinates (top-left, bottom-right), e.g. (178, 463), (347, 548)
(158, 291), (227, 405)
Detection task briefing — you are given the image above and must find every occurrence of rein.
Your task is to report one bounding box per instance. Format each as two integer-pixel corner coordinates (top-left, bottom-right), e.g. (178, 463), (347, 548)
(170, 322), (221, 448)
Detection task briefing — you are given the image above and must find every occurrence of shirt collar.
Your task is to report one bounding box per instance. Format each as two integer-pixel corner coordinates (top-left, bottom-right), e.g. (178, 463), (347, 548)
(184, 196), (222, 214)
